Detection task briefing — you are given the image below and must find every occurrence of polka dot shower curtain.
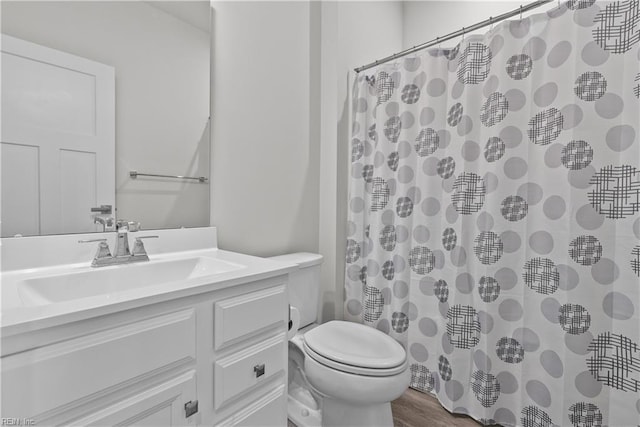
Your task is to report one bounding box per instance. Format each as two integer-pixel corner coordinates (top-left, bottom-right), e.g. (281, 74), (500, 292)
(344, 1), (640, 426)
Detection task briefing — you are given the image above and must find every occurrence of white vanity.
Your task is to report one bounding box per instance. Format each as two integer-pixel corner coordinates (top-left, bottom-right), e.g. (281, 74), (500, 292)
(0, 227), (295, 426)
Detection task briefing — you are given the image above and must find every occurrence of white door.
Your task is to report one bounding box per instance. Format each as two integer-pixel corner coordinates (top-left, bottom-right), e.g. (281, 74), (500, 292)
(1, 34), (115, 237)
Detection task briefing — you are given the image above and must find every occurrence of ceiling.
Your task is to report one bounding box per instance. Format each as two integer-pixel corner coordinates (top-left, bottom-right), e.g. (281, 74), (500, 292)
(146, 1), (210, 33)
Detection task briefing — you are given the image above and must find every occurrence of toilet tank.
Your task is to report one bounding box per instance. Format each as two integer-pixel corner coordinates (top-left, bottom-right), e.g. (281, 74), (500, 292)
(268, 252), (323, 328)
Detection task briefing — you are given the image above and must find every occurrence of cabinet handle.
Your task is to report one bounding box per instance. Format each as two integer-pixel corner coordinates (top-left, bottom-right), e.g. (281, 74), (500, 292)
(254, 363), (265, 378)
(184, 400), (198, 418)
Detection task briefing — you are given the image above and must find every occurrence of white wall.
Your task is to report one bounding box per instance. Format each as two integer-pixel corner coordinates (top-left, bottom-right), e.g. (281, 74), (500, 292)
(1, 1), (210, 231)
(210, 1), (320, 256)
(403, 1), (559, 49)
(319, 2), (404, 321)
(209, 1), (403, 321)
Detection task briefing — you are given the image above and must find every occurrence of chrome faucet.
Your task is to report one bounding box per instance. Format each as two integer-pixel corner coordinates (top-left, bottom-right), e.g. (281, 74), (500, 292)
(94, 216), (114, 232)
(114, 220), (133, 257)
(79, 220), (158, 267)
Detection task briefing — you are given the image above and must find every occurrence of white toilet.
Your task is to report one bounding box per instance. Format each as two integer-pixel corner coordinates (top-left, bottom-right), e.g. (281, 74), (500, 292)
(269, 253), (410, 427)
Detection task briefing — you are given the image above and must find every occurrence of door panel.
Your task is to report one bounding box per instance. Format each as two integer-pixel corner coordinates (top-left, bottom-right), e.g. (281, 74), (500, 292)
(1, 34), (115, 236)
(60, 149), (97, 233)
(0, 142), (40, 236)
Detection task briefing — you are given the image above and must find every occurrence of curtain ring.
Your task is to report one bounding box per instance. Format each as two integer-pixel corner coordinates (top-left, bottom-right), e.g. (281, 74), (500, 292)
(437, 36), (440, 50)
(520, 5), (523, 20)
(489, 16), (493, 31)
(461, 27), (465, 41)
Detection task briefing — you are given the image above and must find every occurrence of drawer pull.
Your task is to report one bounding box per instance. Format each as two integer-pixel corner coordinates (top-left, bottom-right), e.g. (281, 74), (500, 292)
(254, 364), (266, 378)
(184, 400), (199, 418)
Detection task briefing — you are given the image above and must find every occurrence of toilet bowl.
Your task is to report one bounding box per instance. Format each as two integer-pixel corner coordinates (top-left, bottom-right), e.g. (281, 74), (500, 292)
(269, 253), (410, 427)
(301, 320), (410, 427)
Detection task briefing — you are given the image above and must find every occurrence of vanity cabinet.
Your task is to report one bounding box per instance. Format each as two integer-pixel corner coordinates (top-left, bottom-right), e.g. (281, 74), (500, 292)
(0, 276), (289, 426)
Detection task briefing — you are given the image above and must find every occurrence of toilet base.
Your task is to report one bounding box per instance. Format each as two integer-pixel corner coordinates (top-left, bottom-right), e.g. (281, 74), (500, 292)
(322, 398), (393, 427)
(288, 391), (321, 427)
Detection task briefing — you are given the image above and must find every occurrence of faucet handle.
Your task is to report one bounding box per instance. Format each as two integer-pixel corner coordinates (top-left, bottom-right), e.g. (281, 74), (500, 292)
(117, 220), (141, 232)
(116, 220), (129, 232)
(128, 221), (141, 232)
(78, 238), (108, 243)
(132, 235), (158, 257)
(93, 216), (114, 232)
(79, 238), (112, 262)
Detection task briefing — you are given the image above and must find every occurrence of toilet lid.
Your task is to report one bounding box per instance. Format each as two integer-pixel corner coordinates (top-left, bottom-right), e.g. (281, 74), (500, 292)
(303, 321), (406, 371)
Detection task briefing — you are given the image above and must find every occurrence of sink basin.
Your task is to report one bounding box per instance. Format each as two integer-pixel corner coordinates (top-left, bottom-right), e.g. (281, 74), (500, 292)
(17, 256), (244, 306)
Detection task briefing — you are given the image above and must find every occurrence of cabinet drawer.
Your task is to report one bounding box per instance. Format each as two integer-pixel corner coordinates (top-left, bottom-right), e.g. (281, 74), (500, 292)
(216, 385), (286, 427)
(213, 285), (286, 350)
(214, 334), (286, 410)
(1, 309), (195, 419)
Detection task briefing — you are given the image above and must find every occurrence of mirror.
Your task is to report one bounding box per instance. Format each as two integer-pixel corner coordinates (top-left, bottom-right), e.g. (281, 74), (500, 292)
(1, 1), (211, 237)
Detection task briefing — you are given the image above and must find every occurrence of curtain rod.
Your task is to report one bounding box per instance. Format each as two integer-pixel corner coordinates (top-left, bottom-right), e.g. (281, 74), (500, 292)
(354, 0), (554, 73)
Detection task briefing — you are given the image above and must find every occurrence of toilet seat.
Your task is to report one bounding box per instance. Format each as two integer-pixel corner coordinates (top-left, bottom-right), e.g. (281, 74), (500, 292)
(302, 321), (407, 377)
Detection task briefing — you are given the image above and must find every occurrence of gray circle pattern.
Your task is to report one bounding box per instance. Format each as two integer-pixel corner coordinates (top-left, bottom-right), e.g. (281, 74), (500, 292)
(523, 258), (560, 295)
(474, 231), (504, 265)
(409, 246), (436, 275)
(569, 235), (603, 266)
(480, 92), (509, 127)
(588, 165), (640, 219)
(471, 370), (501, 407)
(452, 173), (486, 214)
(496, 337), (525, 363)
(415, 128), (440, 156)
(574, 71), (607, 101)
(458, 43), (492, 84)
(568, 402), (603, 427)
(479, 276), (500, 302)
(561, 140), (593, 170)
(593, 1), (640, 54)
(501, 195), (529, 221)
(559, 303), (591, 334)
(384, 116), (401, 143)
(401, 84), (421, 104)
(506, 54), (533, 80)
(447, 103), (464, 126)
(346, 6), (640, 426)
(437, 157), (456, 179)
(442, 228), (457, 251)
(528, 108), (564, 145)
(396, 197), (414, 218)
(434, 279), (449, 303)
(438, 355), (452, 381)
(484, 137), (506, 162)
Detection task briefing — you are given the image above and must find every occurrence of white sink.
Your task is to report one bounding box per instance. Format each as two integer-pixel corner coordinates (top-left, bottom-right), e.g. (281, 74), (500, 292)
(17, 256), (244, 306)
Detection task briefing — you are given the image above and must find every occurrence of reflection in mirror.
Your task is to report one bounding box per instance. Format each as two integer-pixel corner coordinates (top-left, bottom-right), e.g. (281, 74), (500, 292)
(1, 1), (211, 237)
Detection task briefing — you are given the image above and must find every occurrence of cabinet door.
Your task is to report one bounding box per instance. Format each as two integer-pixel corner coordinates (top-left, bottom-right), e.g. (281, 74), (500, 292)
(70, 371), (197, 426)
(1, 308), (196, 419)
(216, 385), (286, 427)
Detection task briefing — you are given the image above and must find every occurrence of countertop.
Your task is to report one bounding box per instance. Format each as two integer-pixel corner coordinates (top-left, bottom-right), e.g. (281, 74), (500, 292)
(1, 228), (297, 337)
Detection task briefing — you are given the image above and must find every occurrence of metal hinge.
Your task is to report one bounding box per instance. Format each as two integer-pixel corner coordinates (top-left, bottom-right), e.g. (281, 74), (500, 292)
(184, 400), (198, 418)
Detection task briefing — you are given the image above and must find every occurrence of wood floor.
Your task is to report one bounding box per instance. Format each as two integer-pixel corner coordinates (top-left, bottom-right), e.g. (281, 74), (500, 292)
(391, 388), (483, 427)
(287, 388), (485, 427)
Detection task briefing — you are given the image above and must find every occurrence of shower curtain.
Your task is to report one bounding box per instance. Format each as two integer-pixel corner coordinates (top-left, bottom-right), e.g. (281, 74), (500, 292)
(345, 1), (639, 426)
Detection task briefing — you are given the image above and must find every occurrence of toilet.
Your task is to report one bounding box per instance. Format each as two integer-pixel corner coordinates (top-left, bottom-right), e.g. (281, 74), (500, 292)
(269, 253), (410, 427)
